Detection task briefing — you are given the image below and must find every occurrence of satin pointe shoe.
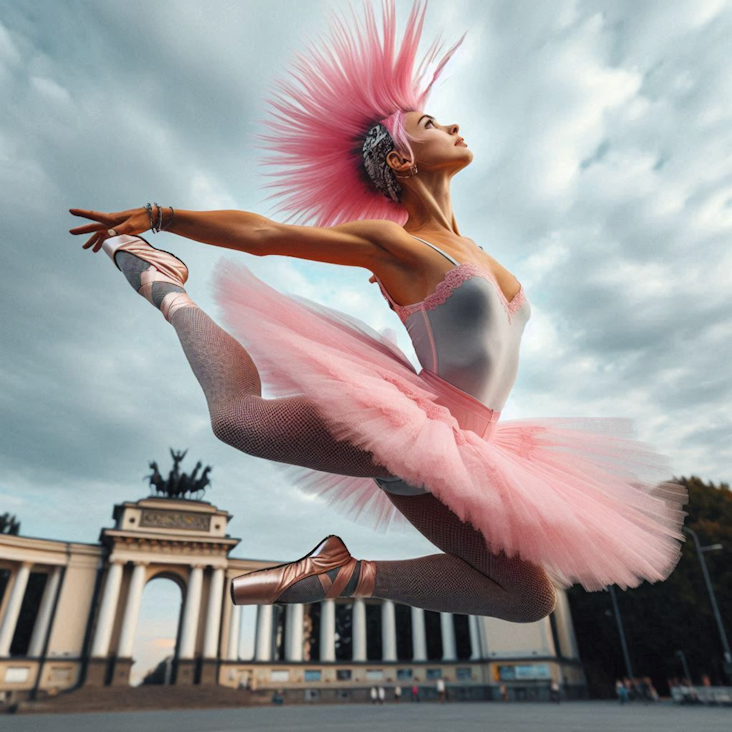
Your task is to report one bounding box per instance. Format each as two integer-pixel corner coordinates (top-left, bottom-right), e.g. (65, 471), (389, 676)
(102, 231), (193, 322)
(230, 534), (376, 605)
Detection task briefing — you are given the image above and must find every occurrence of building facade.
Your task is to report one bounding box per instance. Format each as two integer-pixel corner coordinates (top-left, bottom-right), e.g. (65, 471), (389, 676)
(0, 496), (587, 703)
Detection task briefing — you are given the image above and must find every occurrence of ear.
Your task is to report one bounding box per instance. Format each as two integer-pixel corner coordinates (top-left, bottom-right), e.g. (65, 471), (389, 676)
(386, 149), (412, 175)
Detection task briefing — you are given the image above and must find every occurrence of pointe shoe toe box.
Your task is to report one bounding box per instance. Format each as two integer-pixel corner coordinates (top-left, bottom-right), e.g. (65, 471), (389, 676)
(102, 233), (189, 287)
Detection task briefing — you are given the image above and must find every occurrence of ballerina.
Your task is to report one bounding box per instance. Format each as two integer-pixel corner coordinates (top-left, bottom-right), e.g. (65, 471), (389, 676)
(68, 0), (687, 621)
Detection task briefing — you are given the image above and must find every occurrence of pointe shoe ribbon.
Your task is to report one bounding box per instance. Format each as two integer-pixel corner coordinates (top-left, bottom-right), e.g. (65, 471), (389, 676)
(230, 535), (376, 605)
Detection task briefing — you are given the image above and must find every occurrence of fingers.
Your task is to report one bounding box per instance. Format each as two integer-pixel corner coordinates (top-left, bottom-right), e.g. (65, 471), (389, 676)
(69, 208), (108, 224)
(70, 208), (122, 253)
(86, 226), (126, 253)
(70, 222), (107, 235)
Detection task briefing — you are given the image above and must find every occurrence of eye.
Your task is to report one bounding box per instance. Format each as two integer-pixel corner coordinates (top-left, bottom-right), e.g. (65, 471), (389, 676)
(425, 120), (433, 128)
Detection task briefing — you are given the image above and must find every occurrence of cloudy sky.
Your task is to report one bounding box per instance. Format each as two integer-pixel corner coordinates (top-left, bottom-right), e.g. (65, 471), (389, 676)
(1, 0), (731, 678)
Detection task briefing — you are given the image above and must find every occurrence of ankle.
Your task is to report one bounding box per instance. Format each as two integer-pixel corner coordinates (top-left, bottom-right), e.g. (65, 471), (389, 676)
(161, 291), (198, 323)
(348, 558), (376, 598)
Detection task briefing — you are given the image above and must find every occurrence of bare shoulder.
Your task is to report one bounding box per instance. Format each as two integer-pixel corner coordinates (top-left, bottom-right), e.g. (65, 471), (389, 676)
(354, 219), (423, 266)
(350, 219), (414, 251)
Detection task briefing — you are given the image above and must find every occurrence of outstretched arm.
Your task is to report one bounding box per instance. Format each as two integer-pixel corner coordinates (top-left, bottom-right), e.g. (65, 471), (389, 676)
(166, 208), (407, 270)
(70, 205), (410, 271)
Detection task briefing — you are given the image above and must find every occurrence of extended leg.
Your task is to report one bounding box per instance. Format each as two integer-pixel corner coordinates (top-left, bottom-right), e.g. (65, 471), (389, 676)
(111, 242), (392, 478)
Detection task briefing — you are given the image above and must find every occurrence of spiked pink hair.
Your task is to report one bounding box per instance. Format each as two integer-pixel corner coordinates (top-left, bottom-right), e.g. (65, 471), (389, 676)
(253, 0), (467, 227)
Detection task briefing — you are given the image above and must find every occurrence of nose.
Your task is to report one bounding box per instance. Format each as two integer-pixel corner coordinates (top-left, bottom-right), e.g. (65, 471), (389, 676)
(449, 123), (460, 135)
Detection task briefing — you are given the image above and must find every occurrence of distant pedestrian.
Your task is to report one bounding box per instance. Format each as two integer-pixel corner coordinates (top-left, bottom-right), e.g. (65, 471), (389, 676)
(370, 686), (378, 704)
(394, 685), (402, 702)
(649, 682), (659, 702)
(436, 677), (446, 703)
(411, 684), (420, 702)
(378, 686), (385, 704)
(500, 683), (508, 701)
(615, 679), (628, 705)
(550, 680), (561, 703)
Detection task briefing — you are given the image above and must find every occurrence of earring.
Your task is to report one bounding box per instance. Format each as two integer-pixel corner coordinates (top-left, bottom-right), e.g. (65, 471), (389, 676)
(395, 164), (418, 179)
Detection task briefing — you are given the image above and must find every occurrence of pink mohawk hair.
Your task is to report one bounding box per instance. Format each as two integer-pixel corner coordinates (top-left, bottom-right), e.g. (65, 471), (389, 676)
(253, 0), (467, 227)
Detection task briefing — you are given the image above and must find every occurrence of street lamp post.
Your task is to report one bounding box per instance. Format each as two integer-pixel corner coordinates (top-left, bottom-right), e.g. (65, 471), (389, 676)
(608, 585), (634, 680)
(682, 527), (731, 682)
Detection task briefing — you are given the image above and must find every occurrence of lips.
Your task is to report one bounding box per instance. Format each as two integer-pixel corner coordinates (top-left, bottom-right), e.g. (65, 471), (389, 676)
(455, 137), (466, 146)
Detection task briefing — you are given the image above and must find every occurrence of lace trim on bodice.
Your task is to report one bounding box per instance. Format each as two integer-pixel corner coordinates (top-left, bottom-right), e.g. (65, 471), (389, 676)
(382, 262), (526, 324)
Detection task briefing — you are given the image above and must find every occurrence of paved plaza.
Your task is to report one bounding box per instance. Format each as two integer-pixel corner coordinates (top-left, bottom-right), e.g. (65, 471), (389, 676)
(3, 700), (731, 732)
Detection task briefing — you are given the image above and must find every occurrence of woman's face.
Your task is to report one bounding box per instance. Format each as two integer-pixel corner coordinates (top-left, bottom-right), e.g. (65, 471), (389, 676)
(390, 110), (473, 176)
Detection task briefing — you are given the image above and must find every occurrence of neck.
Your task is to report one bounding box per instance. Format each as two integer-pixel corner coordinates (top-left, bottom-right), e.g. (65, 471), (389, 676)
(399, 169), (460, 236)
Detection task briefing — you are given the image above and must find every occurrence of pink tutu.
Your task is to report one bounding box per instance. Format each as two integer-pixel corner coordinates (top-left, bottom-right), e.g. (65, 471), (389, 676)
(212, 258), (688, 592)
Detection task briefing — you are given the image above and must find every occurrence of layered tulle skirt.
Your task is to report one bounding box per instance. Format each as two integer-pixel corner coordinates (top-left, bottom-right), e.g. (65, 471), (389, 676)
(212, 258), (688, 592)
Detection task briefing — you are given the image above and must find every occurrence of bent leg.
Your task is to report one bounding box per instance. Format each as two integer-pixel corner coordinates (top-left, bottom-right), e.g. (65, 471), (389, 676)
(372, 492), (557, 622)
(169, 306), (393, 478)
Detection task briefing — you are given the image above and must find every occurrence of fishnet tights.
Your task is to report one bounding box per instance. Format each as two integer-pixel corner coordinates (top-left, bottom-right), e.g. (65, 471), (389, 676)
(170, 306), (394, 478)
(373, 492), (557, 622)
(169, 306), (556, 622)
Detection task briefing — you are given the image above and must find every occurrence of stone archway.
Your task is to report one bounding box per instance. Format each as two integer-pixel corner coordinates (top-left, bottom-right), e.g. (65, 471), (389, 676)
(84, 497), (239, 687)
(128, 572), (184, 686)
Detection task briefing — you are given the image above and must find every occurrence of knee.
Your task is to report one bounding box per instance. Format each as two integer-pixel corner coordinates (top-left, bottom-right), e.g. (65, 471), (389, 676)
(211, 411), (246, 449)
(512, 581), (557, 623)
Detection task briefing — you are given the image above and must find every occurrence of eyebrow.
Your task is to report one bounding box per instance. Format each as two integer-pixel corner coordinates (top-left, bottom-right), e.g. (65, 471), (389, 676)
(417, 114), (435, 125)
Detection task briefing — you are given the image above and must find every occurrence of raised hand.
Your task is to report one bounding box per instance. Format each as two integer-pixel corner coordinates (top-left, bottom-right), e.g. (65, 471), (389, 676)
(68, 206), (158, 253)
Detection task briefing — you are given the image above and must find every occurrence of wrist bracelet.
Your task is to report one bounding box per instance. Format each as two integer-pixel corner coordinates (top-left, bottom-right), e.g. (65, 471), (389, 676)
(144, 202), (175, 233)
(161, 206), (175, 231)
(145, 202), (155, 232)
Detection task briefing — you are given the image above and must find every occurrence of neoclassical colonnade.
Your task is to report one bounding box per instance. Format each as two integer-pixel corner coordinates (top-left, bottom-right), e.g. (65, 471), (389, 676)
(227, 598), (484, 664)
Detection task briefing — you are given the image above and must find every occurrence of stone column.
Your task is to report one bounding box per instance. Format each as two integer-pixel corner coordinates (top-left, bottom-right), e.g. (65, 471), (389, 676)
(320, 599), (336, 662)
(468, 615), (482, 660)
(553, 587), (580, 659)
(27, 565), (62, 658)
(411, 606), (427, 661)
(117, 562), (148, 658)
(440, 612), (457, 661)
(90, 559), (124, 657)
(476, 615), (489, 657)
(0, 562), (32, 657)
(179, 564), (204, 659)
(284, 603), (304, 662)
(226, 604), (241, 661)
(381, 600), (397, 661)
(352, 598), (367, 661)
(203, 567), (225, 659)
(254, 604), (274, 661)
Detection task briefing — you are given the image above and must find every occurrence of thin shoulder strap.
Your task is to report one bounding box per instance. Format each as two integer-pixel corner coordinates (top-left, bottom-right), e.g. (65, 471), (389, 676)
(410, 235), (460, 265)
